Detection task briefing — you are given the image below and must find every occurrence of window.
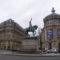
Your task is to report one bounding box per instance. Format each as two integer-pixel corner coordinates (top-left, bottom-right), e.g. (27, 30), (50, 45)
(58, 19), (60, 23)
(57, 29), (60, 38)
(47, 29), (53, 40)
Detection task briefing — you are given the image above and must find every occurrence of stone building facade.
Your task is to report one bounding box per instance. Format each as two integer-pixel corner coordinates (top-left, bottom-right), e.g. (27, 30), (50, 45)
(40, 8), (60, 51)
(0, 19), (39, 53)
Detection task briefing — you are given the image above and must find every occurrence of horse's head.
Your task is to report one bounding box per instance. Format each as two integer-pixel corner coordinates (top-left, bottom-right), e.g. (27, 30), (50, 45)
(33, 25), (38, 30)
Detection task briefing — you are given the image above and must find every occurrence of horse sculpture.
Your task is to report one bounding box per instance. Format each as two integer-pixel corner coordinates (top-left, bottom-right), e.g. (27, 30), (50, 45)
(25, 19), (38, 36)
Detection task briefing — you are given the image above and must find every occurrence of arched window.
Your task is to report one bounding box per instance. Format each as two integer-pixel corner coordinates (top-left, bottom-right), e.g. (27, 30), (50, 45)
(47, 29), (53, 40)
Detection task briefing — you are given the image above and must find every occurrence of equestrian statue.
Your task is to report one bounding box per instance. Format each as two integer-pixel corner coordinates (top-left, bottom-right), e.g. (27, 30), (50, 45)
(25, 18), (38, 36)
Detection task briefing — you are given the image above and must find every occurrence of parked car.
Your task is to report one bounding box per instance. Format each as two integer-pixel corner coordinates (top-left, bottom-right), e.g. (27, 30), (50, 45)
(47, 49), (58, 53)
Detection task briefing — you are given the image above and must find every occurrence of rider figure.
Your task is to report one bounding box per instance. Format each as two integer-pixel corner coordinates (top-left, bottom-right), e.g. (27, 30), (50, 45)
(29, 18), (32, 27)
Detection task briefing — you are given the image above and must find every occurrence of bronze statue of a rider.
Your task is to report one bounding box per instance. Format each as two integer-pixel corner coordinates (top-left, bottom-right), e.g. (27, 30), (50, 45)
(25, 18), (38, 36)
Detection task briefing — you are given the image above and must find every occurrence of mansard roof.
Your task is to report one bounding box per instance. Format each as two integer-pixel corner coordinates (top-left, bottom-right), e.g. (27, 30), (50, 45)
(0, 19), (26, 34)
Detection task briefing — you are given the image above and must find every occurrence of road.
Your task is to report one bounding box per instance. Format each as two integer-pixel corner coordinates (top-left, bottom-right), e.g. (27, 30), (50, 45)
(0, 54), (60, 60)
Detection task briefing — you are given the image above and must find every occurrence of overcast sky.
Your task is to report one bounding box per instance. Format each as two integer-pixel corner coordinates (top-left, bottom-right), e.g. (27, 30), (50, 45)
(0, 0), (60, 29)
